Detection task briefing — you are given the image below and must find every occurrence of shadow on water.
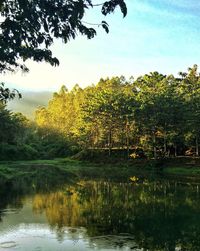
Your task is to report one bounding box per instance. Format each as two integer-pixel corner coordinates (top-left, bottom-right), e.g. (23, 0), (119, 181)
(0, 165), (75, 215)
(0, 167), (200, 250)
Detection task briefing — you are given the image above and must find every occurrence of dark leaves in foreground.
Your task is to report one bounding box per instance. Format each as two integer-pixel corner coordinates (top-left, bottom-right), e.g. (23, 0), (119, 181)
(0, 82), (22, 103)
(0, 0), (127, 73)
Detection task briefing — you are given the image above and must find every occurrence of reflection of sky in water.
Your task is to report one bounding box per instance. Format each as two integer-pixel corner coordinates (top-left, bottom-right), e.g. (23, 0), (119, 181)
(0, 199), (139, 251)
(0, 225), (92, 251)
(0, 225), (138, 251)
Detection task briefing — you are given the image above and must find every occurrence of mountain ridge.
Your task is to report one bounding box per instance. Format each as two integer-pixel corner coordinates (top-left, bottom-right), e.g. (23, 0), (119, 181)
(7, 91), (53, 119)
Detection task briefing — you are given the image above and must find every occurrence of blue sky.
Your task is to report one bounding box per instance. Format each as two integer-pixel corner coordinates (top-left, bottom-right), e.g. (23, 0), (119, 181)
(2, 0), (200, 91)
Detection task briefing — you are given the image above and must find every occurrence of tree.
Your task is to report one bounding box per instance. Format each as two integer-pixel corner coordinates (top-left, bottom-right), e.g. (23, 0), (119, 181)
(35, 84), (85, 139)
(82, 77), (136, 155)
(0, 82), (22, 103)
(179, 65), (200, 156)
(135, 72), (167, 158)
(0, 0), (127, 73)
(0, 104), (28, 144)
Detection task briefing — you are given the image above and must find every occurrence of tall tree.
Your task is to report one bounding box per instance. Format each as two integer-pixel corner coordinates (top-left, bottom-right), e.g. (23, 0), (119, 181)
(135, 72), (166, 158)
(82, 77), (136, 155)
(179, 65), (200, 156)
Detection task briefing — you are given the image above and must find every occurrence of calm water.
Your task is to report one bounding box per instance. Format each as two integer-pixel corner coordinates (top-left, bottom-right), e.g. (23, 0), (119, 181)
(0, 175), (200, 251)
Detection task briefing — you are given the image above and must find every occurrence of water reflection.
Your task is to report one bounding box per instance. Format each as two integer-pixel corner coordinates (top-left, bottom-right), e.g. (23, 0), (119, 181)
(0, 176), (200, 250)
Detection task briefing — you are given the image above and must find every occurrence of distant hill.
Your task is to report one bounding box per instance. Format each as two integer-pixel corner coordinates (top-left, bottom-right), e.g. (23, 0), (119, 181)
(7, 91), (53, 119)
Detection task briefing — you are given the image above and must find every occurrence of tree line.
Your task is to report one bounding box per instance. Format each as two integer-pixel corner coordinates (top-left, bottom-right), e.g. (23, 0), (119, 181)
(1, 65), (200, 160)
(35, 64), (200, 159)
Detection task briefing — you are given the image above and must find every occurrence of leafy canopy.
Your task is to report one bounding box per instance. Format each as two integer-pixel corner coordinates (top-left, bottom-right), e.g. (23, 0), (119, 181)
(0, 0), (127, 73)
(0, 82), (22, 103)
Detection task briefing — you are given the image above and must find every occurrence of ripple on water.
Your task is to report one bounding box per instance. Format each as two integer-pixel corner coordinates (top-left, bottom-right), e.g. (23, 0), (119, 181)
(1, 209), (19, 215)
(0, 241), (17, 249)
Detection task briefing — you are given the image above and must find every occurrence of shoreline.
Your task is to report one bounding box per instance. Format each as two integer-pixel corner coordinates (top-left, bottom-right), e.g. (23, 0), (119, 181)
(1, 157), (200, 182)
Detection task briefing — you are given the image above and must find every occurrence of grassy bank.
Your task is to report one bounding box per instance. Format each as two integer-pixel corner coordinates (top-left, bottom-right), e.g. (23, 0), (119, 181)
(161, 157), (200, 176)
(0, 158), (149, 182)
(1, 157), (200, 183)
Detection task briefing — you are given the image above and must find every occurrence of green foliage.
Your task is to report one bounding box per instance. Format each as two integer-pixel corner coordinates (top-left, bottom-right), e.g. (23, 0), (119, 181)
(0, 143), (18, 160)
(33, 65), (200, 160)
(0, 143), (39, 160)
(3, 65), (200, 162)
(17, 144), (39, 160)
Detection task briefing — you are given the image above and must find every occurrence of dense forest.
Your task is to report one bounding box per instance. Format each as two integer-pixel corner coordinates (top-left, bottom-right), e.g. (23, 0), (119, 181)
(1, 64), (200, 160)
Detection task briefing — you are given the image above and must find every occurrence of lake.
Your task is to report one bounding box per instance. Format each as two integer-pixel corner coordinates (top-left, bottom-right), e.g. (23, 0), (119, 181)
(0, 175), (200, 251)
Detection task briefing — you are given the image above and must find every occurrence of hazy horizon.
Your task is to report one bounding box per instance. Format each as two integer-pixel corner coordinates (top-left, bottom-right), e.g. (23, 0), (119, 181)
(7, 91), (53, 119)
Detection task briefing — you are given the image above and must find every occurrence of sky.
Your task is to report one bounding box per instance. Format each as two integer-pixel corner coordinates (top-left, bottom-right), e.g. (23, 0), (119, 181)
(2, 0), (200, 92)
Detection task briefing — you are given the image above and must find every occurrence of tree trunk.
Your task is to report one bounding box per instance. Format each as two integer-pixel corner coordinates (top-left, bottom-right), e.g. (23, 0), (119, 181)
(196, 136), (199, 156)
(121, 129), (124, 149)
(153, 131), (157, 159)
(164, 131), (167, 156)
(108, 128), (112, 156)
(126, 117), (130, 158)
(127, 132), (129, 158)
(174, 144), (177, 157)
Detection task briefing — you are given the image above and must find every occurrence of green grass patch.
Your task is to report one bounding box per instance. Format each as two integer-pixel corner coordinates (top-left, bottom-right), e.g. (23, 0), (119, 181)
(1, 157), (200, 183)
(164, 167), (200, 175)
(0, 157), (151, 182)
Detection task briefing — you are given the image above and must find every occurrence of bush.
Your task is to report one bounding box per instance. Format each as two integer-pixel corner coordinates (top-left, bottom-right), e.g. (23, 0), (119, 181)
(17, 144), (39, 160)
(0, 143), (18, 160)
(0, 143), (39, 160)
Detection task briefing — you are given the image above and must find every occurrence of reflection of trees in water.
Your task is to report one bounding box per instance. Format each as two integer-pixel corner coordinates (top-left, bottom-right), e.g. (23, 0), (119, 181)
(0, 170), (72, 222)
(0, 179), (26, 221)
(31, 180), (200, 251)
(1, 176), (200, 250)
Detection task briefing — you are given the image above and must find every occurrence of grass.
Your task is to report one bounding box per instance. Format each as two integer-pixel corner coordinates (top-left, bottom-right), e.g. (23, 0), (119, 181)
(160, 157), (200, 176)
(1, 157), (200, 182)
(0, 158), (153, 182)
(0, 159), (73, 181)
(164, 167), (200, 175)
